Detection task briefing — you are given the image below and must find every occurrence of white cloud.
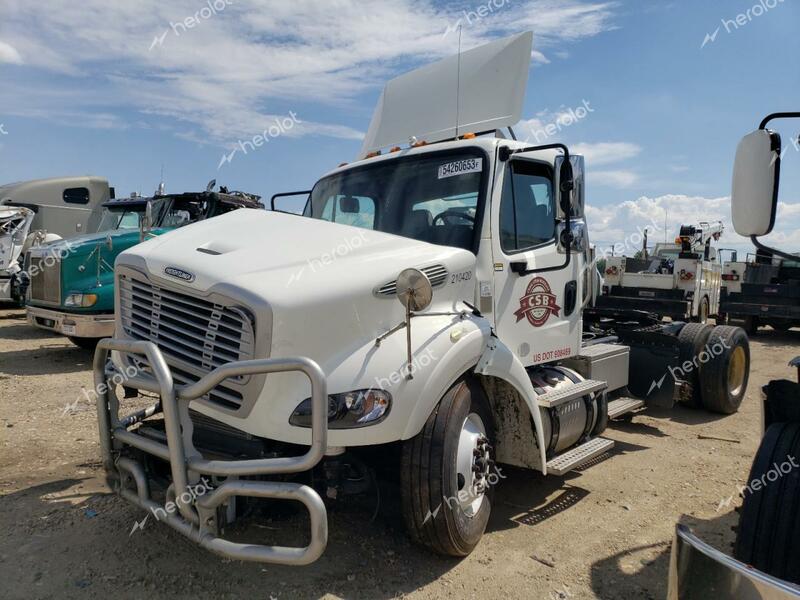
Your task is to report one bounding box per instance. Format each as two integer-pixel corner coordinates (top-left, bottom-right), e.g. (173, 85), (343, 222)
(0, 41), (23, 64)
(591, 169), (639, 187)
(572, 142), (641, 166)
(1, 0), (617, 145)
(588, 194), (800, 255)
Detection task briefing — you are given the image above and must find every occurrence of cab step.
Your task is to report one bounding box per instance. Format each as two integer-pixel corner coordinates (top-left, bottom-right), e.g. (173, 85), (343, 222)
(536, 379), (608, 408)
(607, 397), (645, 420)
(546, 437), (615, 476)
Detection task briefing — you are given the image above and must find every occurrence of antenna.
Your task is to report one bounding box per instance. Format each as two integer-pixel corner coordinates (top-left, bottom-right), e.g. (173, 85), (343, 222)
(454, 24), (462, 139)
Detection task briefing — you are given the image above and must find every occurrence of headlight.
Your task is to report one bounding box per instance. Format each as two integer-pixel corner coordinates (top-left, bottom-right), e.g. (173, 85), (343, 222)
(65, 293), (98, 307)
(290, 389), (391, 429)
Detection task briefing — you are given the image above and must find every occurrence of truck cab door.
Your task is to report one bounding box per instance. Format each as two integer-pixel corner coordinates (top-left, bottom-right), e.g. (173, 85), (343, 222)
(490, 154), (584, 367)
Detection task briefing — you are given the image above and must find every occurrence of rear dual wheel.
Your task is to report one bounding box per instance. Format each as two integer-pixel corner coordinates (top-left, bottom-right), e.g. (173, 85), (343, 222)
(401, 377), (496, 556)
(676, 324), (750, 414)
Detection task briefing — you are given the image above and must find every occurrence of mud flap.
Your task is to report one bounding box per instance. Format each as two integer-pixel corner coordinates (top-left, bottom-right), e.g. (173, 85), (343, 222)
(627, 344), (679, 408)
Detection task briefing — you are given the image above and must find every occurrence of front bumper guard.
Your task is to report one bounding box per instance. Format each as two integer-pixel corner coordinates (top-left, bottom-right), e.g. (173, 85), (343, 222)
(94, 338), (329, 565)
(668, 524), (800, 599)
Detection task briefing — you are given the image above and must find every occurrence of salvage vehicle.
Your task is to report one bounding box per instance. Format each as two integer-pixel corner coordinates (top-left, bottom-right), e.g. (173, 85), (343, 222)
(668, 113), (800, 599)
(0, 176), (113, 304)
(26, 184), (262, 348)
(594, 221), (724, 323)
(92, 33), (750, 565)
(719, 248), (800, 335)
(0, 206), (35, 304)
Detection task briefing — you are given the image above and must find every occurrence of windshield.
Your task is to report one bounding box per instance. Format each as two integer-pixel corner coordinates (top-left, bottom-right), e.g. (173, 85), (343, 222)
(306, 151), (486, 252)
(97, 208), (143, 231)
(97, 198), (201, 232)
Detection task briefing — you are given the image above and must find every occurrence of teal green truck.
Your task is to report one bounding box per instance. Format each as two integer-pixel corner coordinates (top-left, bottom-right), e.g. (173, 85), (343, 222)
(25, 187), (262, 348)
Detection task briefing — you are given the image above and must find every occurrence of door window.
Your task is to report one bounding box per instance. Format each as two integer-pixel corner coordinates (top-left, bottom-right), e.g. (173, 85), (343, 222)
(499, 162), (555, 253)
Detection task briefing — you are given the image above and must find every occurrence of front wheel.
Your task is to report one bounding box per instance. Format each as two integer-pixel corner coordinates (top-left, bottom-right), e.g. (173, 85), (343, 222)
(401, 377), (496, 556)
(734, 423), (800, 583)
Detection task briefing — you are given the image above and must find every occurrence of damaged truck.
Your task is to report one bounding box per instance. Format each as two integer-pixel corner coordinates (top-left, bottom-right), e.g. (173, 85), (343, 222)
(92, 33), (750, 564)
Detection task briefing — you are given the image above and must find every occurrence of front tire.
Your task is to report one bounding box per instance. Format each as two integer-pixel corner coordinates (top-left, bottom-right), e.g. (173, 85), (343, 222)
(401, 377), (495, 556)
(734, 423), (800, 583)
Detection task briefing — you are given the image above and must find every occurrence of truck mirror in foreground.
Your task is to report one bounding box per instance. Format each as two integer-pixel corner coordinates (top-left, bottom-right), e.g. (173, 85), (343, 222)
(731, 128), (780, 237)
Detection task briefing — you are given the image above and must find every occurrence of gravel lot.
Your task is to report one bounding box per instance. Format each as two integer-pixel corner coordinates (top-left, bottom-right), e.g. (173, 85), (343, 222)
(0, 306), (794, 599)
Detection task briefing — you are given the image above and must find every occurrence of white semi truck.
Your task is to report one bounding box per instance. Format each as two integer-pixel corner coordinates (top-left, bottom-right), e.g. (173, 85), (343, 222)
(0, 176), (113, 303)
(92, 33), (750, 564)
(596, 221), (724, 323)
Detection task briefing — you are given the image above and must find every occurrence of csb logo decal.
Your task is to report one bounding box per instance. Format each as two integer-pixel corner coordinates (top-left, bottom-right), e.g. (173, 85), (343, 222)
(514, 277), (561, 327)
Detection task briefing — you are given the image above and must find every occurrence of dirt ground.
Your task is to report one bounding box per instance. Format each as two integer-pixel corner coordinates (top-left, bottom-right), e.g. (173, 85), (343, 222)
(0, 306), (795, 599)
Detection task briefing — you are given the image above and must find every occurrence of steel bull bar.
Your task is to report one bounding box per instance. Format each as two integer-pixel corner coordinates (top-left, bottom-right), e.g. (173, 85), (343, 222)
(93, 338), (329, 565)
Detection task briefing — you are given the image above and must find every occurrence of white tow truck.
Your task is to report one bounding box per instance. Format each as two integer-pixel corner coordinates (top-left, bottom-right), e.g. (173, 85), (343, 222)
(596, 221), (724, 323)
(93, 33), (750, 564)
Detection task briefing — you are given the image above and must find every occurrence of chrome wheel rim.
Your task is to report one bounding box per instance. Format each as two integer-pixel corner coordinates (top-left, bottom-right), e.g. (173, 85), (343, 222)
(455, 412), (490, 517)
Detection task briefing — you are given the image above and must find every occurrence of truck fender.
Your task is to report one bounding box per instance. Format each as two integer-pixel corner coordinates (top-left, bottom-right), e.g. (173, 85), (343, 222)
(401, 320), (493, 441)
(474, 335), (548, 475)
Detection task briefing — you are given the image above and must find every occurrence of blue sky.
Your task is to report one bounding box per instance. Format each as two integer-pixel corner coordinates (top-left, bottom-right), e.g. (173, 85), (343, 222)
(1, 0), (799, 252)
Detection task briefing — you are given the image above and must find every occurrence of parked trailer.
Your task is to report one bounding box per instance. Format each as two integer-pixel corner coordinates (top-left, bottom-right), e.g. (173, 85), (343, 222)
(593, 221), (724, 323)
(669, 113), (800, 599)
(92, 33), (750, 564)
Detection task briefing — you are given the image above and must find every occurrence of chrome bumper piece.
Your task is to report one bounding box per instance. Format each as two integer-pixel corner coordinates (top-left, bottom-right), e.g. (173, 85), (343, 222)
(668, 524), (800, 599)
(28, 305), (115, 338)
(94, 338), (329, 565)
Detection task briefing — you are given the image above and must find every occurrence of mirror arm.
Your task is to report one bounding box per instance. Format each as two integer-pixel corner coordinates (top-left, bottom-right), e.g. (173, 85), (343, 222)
(270, 190), (312, 213)
(759, 112), (800, 130)
(750, 235), (799, 263)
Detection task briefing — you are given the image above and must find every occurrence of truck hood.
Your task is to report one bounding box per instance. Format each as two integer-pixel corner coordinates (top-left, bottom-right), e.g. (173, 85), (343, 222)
(0, 206), (34, 271)
(117, 209), (477, 361)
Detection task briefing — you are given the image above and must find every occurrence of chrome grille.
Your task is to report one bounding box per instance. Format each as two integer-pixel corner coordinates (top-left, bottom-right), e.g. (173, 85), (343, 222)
(375, 264), (448, 297)
(28, 255), (61, 305)
(119, 272), (255, 409)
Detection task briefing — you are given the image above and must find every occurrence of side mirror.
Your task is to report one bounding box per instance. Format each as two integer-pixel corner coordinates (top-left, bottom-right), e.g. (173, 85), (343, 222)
(731, 129), (780, 237)
(140, 200), (153, 242)
(558, 158), (574, 214)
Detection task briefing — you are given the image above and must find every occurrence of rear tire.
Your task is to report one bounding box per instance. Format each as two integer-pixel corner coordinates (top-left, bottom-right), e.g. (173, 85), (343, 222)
(676, 323), (713, 409)
(68, 336), (101, 350)
(699, 326), (750, 414)
(734, 423), (800, 583)
(401, 377), (495, 557)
